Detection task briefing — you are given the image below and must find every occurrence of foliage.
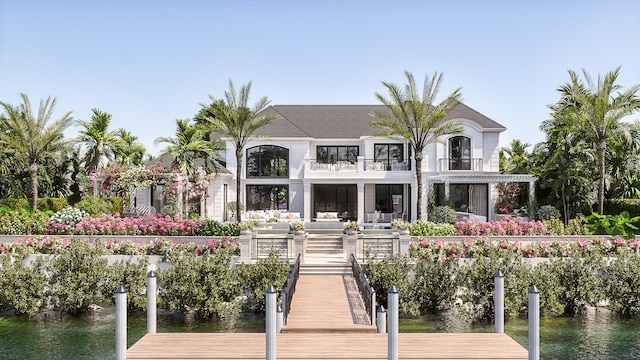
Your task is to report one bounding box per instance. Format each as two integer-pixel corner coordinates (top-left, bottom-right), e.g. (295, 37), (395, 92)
(108, 197), (123, 214)
(429, 205), (457, 224)
(0, 255), (48, 316)
(48, 198), (69, 212)
(410, 221), (455, 236)
(585, 211), (640, 239)
(542, 217), (565, 236)
(0, 198), (30, 210)
(605, 255), (640, 316)
(604, 199), (640, 217)
(369, 70), (463, 220)
(544, 255), (605, 315)
(161, 252), (241, 319)
(363, 254), (418, 315)
(74, 196), (113, 216)
(565, 217), (591, 235)
(47, 239), (108, 315)
(100, 256), (150, 311)
(495, 182), (525, 214)
(344, 220), (360, 231)
(0, 209), (51, 235)
(48, 206), (90, 234)
(455, 218), (547, 236)
(413, 259), (458, 313)
(239, 220), (259, 231)
(390, 219), (411, 231)
(537, 205), (561, 220)
(196, 219), (240, 236)
(235, 251), (291, 312)
(289, 220), (306, 232)
(225, 201), (245, 221)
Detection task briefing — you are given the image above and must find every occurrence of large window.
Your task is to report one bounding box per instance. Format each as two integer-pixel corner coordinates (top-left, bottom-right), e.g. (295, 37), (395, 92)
(375, 184), (404, 217)
(246, 145), (289, 178)
(313, 184), (357, 220)
(434, 183), (488, 218)
(246, 185), (288, 210)
(374, 144), (403, 170)
(449, 136), (471, 170)
(316, 146), (358, 164)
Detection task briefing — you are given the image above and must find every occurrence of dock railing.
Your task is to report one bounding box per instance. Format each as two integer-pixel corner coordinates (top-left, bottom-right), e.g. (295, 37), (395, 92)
(350, 253), (376, 325)
(281, 253), (301, 325)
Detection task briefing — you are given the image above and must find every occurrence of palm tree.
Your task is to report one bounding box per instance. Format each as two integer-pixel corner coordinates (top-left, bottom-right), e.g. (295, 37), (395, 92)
(557, 66), (640, 214)
(74, 108), (119, 173)
(197, 80), (281, 220)
(155, 119), (224, 216)
(370, 70), (463, 220)
(0, 93), (73, 210)
(499, 139), (531, 174)
(113, 128), (146, 166)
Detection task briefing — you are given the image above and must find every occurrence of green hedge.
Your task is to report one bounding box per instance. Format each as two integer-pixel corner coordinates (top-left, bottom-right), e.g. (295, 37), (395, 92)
(0, 197), (68, 212)
(605, 199), (640, 217)
(0, 198), (29, 210)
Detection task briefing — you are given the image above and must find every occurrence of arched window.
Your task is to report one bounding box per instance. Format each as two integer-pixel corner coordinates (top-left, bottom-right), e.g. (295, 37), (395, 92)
(449, 136), (471, 170)
(246, 145), (289, 178)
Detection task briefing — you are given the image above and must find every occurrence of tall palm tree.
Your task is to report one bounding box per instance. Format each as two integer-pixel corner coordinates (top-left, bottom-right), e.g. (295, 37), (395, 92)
(74, 108), (119, 173)
(154, 119), (222, 177)
(197, 80), (281, 219)
(0, 93), (73, 210)
(370, 70), (463, 220)
(557, 66), (640, 214)
(113, 128), (146, 166)
(499, 139), (531, 174)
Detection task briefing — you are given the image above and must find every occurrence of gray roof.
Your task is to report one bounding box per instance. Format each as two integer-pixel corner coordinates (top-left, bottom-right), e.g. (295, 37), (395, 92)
(252, 103), (505, 139)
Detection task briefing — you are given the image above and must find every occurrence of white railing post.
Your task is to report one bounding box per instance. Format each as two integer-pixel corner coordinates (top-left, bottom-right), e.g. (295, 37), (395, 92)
(147, 271), (157, 334)
(388, 285), (398, 360)
(528, 285), (540, 360)
(494, 270), (504, 333)
(377, 305), (386, 334)
(277, 305), (283, 333)
(266, 285), (277, 360)
(115, 285), (127, 360)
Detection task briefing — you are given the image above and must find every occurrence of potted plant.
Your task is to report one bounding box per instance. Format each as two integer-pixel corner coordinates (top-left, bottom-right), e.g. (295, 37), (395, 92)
(239, 220), (258, 234)
(344, 220), (360, 235)
(390, 219), (411, 234)
(289, 220), (306, 234)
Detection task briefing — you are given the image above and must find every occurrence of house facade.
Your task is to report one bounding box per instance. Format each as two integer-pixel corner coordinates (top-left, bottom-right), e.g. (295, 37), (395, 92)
(204, 104), (536, 223)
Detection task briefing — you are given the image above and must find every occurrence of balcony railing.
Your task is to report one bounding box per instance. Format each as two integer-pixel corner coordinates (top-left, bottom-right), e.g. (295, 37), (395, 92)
(309, 160), (357, 171)
(437, 158), (483, 172)
(364, 159), (411, 171)
(307, 158), (411, 172)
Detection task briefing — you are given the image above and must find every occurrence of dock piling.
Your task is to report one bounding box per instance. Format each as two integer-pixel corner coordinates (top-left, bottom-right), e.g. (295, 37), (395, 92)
(377, 305), (386, 334)
(494, 270), (504, 333)
(147, 271), (157, 334)
(266, 285), (277, 360)
(116, 285), (127, 360)
(528, 285), (540, 360)
(388, 285), (398, 360)
(277, 305), (283, 333)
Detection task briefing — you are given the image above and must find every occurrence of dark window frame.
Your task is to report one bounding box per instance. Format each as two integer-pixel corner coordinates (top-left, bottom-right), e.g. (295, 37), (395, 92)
(316, 145), (359, 164)
(449, 136), (471, 170)
(374, 143), (404, 170)
(245, 184), (289, 211)
(246, 145), (289, 178)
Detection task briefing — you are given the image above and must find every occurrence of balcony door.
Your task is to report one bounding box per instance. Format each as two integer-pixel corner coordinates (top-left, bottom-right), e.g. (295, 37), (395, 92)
(449, 136), (471, 170)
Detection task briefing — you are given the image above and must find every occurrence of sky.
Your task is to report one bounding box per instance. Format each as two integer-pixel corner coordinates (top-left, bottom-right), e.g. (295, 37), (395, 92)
(1, 0), (639, 157)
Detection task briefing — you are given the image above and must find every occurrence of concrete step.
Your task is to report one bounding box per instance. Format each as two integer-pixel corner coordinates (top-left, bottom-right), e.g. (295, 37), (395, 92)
(299, 263), (351, 275)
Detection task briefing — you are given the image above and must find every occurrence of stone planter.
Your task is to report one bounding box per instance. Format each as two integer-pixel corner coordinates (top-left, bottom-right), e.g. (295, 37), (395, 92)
(346, 229), (357, 235)
(294, 230), (305, 235)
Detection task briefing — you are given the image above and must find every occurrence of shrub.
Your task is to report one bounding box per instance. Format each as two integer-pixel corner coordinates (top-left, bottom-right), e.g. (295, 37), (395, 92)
(542, 217), (565, 235)
(48, 207), (90, 232)
(413, 259), (459, 313)
(48, 198), (69, 212)
(565, 217), (590, 235)
(411, 221), (455, 237)
(75, 196), (113, 216)
(196, 219), (240, 236)
(235, 251), (291, 312)
(0, 255), (48, 316)
(161, 252), (241, 319)
(454, 218), (547, 236)
(0, 210), (51, 235)
(545, 255), (605, 315)
(100, 256), (150, 311)
(363, 254), (418, 315)
(537, 205), (561, 220)
(430, 205), (457, 224)
(604, 199), (640, 217)
(47, 239), (108, 315)
(109, 197), (123, 214)
(0, 198), (29, 210)
(605, 255), (640, 316)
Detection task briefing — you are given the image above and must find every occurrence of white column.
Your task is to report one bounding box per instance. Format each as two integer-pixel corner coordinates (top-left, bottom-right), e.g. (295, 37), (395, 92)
(357, 182), (365, 224)
(494, 270), (504, 333)
(115, 286), (127, 360)
(266, 285), (277, 360)
(528, 285), (540, 360)
(388, 285), (399, 360)
(529, 181), (536, 220)
(303, 181), (312, 222)
(147, 271), (157, 334)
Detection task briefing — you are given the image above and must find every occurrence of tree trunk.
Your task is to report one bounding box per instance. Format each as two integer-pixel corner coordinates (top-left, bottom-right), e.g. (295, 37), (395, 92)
(236, 148), (243, 222)
(414, 151), (423, 220)
(597, 138), (606, 215)
(30, 162), (38, 211)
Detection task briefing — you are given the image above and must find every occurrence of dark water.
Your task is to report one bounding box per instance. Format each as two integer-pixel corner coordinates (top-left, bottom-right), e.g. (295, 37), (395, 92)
(1, 308), (639, 359)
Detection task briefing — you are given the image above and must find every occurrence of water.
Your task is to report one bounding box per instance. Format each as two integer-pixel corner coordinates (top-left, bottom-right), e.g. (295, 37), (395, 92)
(1, 308), (639, 359)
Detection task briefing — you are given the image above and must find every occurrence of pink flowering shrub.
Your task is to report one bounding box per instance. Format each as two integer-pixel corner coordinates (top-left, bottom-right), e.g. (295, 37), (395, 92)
(410, 236), (640, 261)
(47, 214), (206, 236)
(454, 218), (547, 236)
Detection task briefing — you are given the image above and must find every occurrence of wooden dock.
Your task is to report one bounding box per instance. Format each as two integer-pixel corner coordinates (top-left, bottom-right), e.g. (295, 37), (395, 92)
(127, 274), (528, 359)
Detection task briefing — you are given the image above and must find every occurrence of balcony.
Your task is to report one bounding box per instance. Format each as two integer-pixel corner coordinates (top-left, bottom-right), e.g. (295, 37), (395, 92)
(437, 158), (483, 172)
(308, 158), (411, 172)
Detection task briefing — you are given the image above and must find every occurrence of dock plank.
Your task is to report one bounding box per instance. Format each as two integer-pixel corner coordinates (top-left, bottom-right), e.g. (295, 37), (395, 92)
(127, 333), (528, 359)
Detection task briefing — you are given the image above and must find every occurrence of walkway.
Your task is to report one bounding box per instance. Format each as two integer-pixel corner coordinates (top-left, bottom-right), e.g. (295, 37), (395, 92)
(282, 274), (376, 333)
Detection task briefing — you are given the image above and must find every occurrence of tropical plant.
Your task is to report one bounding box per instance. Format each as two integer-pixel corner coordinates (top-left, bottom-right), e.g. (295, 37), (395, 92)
(0, 94), (74, 210)
(196, 80), (282, 220)
(584, 211), (640, 239)
(499, 139), (531, 174)
(74, 108), (120, 172)
(113, 128), (146, 166)
(556, 66), (640, 214)
(289, 220), (306, 232)
(344, 220), (360, 231)
(370, 71), (463, 220)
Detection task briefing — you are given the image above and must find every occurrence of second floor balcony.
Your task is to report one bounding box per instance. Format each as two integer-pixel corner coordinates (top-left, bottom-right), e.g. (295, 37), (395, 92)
(306, 157), (412, 173)
(437, 158), (483, 172)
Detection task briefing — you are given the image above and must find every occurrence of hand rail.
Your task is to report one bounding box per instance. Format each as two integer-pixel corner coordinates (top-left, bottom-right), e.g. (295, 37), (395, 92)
(281, 253), (301, 325)
(349, 253), (376, 325)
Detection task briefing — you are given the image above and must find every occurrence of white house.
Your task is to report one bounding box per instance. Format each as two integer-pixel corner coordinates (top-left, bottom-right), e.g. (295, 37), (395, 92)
(201, 103), (536, 223)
